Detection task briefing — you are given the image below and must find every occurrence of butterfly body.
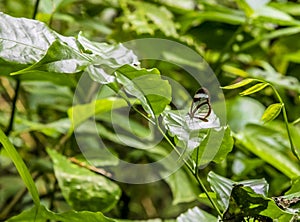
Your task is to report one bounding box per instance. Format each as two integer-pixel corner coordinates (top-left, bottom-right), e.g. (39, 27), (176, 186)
(189, 88), (211, 122)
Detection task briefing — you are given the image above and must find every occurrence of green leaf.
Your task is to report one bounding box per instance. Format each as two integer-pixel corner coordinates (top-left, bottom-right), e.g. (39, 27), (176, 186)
(235, 0), (256, 17)
(184, 11), (245, 26)
(239, 83), (269, 96)
(221, 65), (250, 78)
(115, 65), (172, 116)
(0, 129), (40, 206)
(47, 149), (121, 212)
(270, 2), (300, 16)
(7, 204), (116, 222)
(12, 40), (90, 75)
(221, 78), (255, 89)
(162, 110), (220, 159)
(14, 118), (70, 138)
(208, 171), (269, 211)
(68, 97), (129, 130)
(120, 1), (178, 37)
(164, 168), (198, 205)
(261, 103), (283, 123)
(226, 97), (266, 132)
(246, 65), (300, 93)
(192, 126), (233, 166)
(0, 12), (78, 65)
(235, 124), (300, 179)
(176, 206), (218, 222)
(286, 177), (300, 194)
(222, 184), (294, 221)
(77, 34), (139, 84)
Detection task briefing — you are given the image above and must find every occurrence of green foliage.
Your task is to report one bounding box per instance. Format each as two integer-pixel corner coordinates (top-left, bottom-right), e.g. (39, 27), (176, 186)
(47, 148), (121, 212)
(1, 0), (300, 221)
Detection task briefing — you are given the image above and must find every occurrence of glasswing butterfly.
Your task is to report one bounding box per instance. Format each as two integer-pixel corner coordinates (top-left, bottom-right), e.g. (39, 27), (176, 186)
(188, 87), (212, 122)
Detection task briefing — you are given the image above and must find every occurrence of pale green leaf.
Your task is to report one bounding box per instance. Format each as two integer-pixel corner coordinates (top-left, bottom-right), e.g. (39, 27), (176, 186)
(239, 83), (269, 96)
(222, 65), (250, 78)
(261, 103), (283, 123)
(221, 78), (255, 90)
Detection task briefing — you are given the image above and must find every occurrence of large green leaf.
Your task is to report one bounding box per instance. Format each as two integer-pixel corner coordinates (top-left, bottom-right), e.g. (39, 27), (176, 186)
(12, 40), (91, 75)
(68, 97), (129, 130)
(235, 124), (300, 179)
(47, 149), (121, 212)
(162, 109), (220, 160)
(115, 65), (172, 117)
(176, 206), (217, 222)
(207, 172), (295, 220)
(0, 12), (78, 65)
(226, 97), (265, 132)
(222, 185), (293, 221)
(192, 126), (233, 165)
(77, 34), (139, 84)
(164, 168), (199, 205)
(0, 128), (40, 206)
(7, 204), (116, 222)
(208, 171), (269, 211)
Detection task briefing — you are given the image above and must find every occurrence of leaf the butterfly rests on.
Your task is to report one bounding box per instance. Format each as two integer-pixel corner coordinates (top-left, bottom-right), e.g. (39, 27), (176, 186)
(189, 88), (212, 122)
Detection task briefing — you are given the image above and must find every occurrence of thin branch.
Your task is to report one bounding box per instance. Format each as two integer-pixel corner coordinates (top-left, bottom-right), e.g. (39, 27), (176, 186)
(5, 79), (20, 135)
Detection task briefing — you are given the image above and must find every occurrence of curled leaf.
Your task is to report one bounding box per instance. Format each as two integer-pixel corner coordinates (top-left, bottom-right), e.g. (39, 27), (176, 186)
(261, 103), (283, 123)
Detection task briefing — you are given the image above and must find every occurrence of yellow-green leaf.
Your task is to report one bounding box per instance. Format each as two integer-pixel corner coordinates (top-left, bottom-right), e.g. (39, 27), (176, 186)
(261, 103), (283, 123)
(221, 78), (255, 90)
(222, 65), (249, 77)
(240, 83), (269, 96)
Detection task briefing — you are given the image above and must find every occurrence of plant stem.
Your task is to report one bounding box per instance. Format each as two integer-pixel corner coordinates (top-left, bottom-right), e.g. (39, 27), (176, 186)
(5, 79), (20, 135)
(156, 119), (222, 217)
(194, 171), (222, 217)
(32, 0), (40, 19)
(271, 85), (300, 160)
(5, 0), (41, 136)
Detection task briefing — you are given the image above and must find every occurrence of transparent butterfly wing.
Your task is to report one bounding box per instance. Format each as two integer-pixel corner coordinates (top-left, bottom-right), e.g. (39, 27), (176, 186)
(189, 88), (211, 122)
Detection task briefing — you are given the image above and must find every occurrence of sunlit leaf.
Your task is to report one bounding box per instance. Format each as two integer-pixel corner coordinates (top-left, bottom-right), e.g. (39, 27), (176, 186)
(162, 109), (220, 159)
(239, 83), (269, 96)
(192, 126), (233, 166)
(115, 65), (172, 117)
(261, 103), (283, 123)
(0, 12), (78, 65)
(12, 40), (90, 75)
(221, 78), (255, 89)
(221, 65), (250, 78)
